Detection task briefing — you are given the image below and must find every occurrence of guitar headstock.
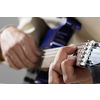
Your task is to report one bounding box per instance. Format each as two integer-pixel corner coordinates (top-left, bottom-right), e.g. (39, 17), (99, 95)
(76, 40), (100, 67)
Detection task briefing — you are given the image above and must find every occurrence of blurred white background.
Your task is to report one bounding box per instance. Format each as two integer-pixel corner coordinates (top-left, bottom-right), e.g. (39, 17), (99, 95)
(0, 17), (26, 84)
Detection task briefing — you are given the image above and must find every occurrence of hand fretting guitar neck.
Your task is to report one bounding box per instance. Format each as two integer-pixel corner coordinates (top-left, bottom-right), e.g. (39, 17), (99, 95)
(37, 40), (100, 69)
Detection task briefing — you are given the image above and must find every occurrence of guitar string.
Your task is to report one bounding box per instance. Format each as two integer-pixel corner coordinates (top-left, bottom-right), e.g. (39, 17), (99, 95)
(40, 43), (85, 58)
(41, 51), (72, 59)
(41, 49), (59, 57)
(41, 47), (76, 58)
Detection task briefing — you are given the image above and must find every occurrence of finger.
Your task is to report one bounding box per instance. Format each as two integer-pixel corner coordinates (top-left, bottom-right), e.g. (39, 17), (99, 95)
(6, 49), (27, 68)
(5, 56), (21, 70)
(61, 56), (92, 83)
(27, 35), (41, 56)
(53, 46), (76, 74)
(19, 35), (38, 64)
(49, 63), (64, 84)
(61, 56), (76, 83)
(13, 44), (36, 68)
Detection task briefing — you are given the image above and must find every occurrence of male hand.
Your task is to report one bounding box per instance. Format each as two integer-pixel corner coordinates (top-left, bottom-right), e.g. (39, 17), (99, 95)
(49, 46), (93, 84)
(1, 26), (41, 70)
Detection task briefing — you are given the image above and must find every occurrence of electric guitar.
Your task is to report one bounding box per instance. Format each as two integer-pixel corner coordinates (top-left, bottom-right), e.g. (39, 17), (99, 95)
(23, 17), (82, 84)
(34, 40), (100, 84)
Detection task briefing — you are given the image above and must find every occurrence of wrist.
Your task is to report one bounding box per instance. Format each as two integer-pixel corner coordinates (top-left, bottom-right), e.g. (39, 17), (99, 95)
(0, 25), (16, 35)
(0, 25), (17, 62)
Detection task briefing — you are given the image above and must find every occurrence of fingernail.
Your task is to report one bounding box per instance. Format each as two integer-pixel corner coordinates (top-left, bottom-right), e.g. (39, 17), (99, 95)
(72, 46), (77, 50)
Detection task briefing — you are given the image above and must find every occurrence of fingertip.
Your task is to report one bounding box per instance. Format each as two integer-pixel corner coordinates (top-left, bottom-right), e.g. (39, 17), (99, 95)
(71, 46), (77, 50)
(36, 51), (41, 56)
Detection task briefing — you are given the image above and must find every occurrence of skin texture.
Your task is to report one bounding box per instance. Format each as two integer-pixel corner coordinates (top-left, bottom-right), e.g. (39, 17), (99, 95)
(0, 26), (41, 70)
(49, 46), (93, 84)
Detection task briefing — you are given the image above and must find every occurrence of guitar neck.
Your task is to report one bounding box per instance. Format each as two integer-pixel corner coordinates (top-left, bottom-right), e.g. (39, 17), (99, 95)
(37, 42), (90, 69)
(37, 40), (100, 69)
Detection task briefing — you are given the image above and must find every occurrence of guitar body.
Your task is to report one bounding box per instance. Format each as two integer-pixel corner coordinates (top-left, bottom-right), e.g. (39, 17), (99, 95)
(23, 17), (81, 84)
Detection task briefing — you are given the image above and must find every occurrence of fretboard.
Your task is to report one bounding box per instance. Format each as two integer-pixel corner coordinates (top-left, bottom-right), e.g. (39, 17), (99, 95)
(37, 42), (88, 69)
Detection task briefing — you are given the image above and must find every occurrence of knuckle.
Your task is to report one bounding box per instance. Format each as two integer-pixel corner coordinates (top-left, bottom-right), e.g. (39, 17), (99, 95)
(26, 52), (32, 58)
(24, 59), (29, 64)
(51, 63), (56, 70)
(61, 61), (66, 67)
(61, 60), (68, 68)
(6, 48), (12, 53)
(11, 43), (17, 49)
(19, 38), (25, 45)
(22, 34), (27, 40)
(19, 34), (27, 44)
(59, 47), (65, 52)
(63, 76), (68, 83)
(26, 52), (38, 63)
(22, 57), (26, 62)
(52, 62), (59, 70)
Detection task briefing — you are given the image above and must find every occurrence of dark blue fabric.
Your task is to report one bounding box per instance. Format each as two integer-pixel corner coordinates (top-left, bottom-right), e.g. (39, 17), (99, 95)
(86, 64), (100, 83)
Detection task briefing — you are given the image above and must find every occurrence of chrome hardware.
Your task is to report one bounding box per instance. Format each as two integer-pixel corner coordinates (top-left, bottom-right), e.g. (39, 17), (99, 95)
(79, 59), (83, 62)
(84, 47), (87, 50)
(82, 51), (85, 54)
(86, 43), (88, 46)
(80, 40), (96, 67)
(81, 55), (84, 58)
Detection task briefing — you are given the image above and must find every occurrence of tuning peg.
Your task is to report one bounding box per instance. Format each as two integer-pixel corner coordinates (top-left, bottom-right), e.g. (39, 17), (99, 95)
(90, 61), (93, 64)
(79, 59), (83, 62)
(87, 59), (93, 64)
(86, 43), (89, 46)
(82, 51), (85, 54)
(84, 47), (87, 50)
(81, 55), (84, 58)
(80, 62), (85, 66)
